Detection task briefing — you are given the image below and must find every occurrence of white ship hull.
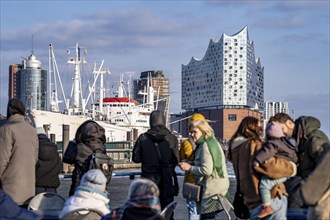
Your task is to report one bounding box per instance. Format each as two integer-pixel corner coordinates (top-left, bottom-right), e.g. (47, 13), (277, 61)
(31, 109), (131, 142)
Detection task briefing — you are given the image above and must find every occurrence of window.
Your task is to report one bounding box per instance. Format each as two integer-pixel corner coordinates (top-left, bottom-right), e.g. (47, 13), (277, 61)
(228, 114), (237, 121)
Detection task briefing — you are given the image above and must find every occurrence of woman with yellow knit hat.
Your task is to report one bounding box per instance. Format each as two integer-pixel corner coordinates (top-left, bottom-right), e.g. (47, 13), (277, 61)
(179, 113), (205, 220)
(179, 115), (230, 219)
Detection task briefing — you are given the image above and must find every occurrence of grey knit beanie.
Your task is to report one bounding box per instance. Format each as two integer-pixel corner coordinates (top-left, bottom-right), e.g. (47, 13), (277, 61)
(80, 169), (107, 192)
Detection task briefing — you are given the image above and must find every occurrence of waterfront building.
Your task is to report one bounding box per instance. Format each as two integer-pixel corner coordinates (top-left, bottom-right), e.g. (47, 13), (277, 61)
(133, 70), (170, 119)
(8, 53), (47, 111)
(181, 26), (264, 140)
(264, 101), (294, 130)
(8, 64), (22, 99)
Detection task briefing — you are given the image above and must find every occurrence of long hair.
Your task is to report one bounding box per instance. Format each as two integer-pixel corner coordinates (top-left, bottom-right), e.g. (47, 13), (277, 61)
(230, 116), (261, 144)
(191, 119), (214, 139)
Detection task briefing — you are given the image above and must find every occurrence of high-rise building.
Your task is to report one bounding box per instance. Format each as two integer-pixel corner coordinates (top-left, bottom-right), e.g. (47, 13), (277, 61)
(264, 101), (294, 130)
(181, 26), (264, 140)
(264, 101), (289, 121)
(8, 53), (47, 111)
(133, 70), (170, 114)
(8, 64), (22, 99)
(182, 26), (264, 111)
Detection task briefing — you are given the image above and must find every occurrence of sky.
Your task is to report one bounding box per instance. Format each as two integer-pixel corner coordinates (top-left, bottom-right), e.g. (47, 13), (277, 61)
(0, 0), (329, 136)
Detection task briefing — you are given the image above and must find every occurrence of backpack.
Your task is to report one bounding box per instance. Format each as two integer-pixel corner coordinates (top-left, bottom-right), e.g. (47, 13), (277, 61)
(89, 152), (114, 185)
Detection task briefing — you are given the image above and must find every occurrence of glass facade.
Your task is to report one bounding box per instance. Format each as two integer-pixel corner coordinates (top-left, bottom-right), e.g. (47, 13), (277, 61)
(20, 69), (47, 110)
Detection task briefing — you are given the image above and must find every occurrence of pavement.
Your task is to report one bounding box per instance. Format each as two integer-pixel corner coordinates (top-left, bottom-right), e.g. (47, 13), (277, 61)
(57, 171), (237, 220)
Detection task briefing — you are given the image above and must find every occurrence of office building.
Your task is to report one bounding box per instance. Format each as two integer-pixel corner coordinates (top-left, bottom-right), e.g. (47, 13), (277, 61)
(133, 70), (170, 114)
(264, 101), (294, 129)
(8, 64), (22, 99)
(181, 26), (264, 140)
(8, 53), (47, 111)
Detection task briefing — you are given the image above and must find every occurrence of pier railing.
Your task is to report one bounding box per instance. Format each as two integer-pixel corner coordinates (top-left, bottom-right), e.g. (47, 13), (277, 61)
(57, 141), (133, 164)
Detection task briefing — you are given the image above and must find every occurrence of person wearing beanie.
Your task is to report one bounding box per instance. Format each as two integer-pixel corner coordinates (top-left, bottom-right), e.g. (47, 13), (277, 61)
(102, 178), (165, 220)
(253, 121), (298, 218)
(132, 110), (179, 220)
(60, 169), (110, 218)
(189, 113), (205, 124)
(0, 98), (38, 207)
(179, 113), (205, 220)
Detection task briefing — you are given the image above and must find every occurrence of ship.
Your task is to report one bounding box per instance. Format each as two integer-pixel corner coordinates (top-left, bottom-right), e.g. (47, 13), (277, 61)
(29, 43), (160, 143)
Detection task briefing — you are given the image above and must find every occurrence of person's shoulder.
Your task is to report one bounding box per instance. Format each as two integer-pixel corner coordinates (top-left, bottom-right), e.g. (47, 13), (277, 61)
(167, 133), (178, 143)
(180, 139), (191, 147)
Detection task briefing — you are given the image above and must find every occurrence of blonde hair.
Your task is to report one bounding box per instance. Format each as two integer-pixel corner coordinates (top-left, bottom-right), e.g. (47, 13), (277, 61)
(191, 120), (214, 139)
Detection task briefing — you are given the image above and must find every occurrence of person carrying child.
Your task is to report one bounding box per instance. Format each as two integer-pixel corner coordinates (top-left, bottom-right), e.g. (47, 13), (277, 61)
(253, 121), (298, 218)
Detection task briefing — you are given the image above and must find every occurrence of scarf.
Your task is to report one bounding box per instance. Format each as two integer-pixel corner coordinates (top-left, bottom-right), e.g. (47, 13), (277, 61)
(76, 186), (108, 198)
(109, 195), (160, 220)
(196, 134), (224, 178)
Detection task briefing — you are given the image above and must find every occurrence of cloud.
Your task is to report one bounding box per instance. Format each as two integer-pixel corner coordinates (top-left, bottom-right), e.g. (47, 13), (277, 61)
(203, 0), (261, 8)
(271, 1), (329, 13)
(1, 8), (208, 55)
(264, 32), (328, 48)
(254, 16), (306, 29)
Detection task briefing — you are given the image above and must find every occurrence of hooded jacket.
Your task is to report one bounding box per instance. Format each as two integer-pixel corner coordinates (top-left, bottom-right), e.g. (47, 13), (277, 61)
(133, 111), (179, 175)
(132, 110), (179, 200)
(293, 116), (330, 179)
(69, 120), (107, 196)
(0, 99), (38, 205)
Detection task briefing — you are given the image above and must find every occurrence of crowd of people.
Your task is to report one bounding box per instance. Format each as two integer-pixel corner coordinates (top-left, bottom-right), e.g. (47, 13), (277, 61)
(0, 98), (329, 220)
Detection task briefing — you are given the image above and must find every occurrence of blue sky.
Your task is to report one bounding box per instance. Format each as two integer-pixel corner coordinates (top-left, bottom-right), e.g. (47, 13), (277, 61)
(0, 0), (329, 136)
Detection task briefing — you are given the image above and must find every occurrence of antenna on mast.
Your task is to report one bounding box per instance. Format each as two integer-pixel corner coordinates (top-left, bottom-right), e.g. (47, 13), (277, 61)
(31, 35), (34, 55)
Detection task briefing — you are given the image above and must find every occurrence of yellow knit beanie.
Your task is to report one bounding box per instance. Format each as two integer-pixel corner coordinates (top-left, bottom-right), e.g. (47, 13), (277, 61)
(189, 113), (205, 124)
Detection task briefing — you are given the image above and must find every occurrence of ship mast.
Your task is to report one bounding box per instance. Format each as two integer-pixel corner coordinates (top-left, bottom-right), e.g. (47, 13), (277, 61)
(49, 43), (67, 111)
(67, 42), (86, 114)
(73, 43), (80, 111)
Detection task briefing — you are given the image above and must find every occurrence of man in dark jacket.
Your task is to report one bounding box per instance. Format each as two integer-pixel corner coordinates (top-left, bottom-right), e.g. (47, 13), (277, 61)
(271, 113), (330, 179)
(132, 110), (179, 219)
(35, 127), (62, 194)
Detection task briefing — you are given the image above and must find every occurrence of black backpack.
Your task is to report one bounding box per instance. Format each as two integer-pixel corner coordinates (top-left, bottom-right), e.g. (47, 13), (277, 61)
(89, 152), (114, 185)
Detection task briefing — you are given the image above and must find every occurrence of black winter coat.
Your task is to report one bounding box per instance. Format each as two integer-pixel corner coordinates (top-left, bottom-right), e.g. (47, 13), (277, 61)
(132, 125), (179, 210)
(36, 134), (62, 188)
(133, 127), (179, 178)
